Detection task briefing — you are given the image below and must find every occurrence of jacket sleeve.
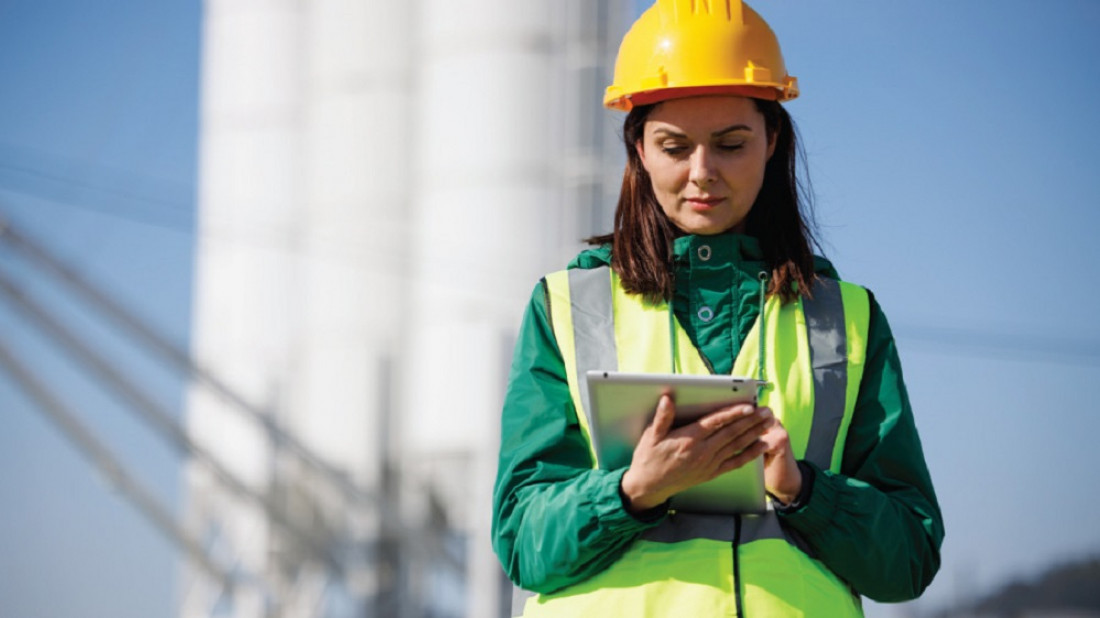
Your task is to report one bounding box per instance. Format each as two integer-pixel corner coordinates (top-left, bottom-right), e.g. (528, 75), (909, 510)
(491, 280), (665, 594)
(777, 293), (945, 602)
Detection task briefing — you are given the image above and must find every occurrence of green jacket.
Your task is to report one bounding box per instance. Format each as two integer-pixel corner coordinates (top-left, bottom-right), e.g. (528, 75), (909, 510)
(492, 232), (944, 603)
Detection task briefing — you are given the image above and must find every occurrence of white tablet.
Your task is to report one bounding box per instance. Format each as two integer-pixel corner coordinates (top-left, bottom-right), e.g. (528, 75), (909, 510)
(585, 370), (768, 514)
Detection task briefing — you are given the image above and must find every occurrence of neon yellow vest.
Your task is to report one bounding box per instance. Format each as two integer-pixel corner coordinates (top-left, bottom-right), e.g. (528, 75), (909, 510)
(517, 266), (871, 617)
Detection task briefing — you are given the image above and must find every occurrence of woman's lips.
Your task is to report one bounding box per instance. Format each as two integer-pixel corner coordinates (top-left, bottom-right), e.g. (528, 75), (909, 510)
(685, 196), (725, 211)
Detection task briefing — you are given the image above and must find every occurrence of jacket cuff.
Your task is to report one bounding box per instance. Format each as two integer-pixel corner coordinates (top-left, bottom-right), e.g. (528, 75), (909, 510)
(772, 459), (816, 513)
(775, 460), (840, 536)
(612, 469), (670, 525)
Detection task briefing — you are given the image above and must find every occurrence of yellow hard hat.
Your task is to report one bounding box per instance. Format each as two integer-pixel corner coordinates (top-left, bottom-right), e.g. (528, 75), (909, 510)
(604, 0), (799, 111)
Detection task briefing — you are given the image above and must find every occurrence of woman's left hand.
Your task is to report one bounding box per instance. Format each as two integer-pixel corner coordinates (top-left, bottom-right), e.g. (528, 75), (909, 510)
(759, 416), (803, 506)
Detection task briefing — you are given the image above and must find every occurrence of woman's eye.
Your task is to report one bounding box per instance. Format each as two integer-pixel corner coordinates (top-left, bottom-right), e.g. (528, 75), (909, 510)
(659, 144), (687, 155)
(719, 143), (745, 151)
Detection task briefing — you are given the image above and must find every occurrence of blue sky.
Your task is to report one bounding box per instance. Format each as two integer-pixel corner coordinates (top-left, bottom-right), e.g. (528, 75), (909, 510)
(0, 1), (198, 617)
(2, 1), (1099, 617)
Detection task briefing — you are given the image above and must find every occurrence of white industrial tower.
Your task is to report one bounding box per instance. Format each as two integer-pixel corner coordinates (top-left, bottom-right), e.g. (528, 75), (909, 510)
(183, 1), (633, 616)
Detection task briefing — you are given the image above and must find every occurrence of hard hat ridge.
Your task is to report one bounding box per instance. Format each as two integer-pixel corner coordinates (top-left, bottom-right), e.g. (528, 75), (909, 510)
(657, 0), (743, 22)
(604, 0), (798, 111)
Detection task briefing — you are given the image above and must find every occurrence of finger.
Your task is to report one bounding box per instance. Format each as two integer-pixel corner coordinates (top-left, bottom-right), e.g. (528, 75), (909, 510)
(649, 394), (676, 439)
(697, 403), (756, 432)
(711, 407), (772, 442)
(705, 409), (773, 459)
(755, 420), (791, 455)
(715, 422), (769, 458)
(714, 440), (768, 475)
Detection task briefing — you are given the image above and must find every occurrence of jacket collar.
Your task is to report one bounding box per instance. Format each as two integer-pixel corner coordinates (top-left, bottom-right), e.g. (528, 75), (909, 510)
(671, 232), (764, 265)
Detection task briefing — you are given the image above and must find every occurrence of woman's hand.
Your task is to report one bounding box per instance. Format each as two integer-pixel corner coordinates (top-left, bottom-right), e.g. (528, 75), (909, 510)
(619, 395), (805, 513)
(758, 416), (803, 506)
(619, 394), (773, 513)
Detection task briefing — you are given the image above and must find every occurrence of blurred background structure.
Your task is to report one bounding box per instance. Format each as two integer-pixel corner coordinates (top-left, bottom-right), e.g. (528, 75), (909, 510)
(2, 1), (1100, 617)
(183, 1), (631, 616)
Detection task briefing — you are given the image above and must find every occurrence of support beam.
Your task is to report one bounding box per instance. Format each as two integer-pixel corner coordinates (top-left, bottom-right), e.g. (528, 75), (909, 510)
(0, 215), (373, 506)
(0, 338), (251, 598)
(0, 266), (343, 575)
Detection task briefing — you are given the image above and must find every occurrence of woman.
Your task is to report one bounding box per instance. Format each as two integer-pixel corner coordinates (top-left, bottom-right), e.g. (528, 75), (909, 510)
(493, 1), (944, 615)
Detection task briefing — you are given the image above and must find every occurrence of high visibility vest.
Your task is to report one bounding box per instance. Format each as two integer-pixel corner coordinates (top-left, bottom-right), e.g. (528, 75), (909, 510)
(514, 266), (871, 617)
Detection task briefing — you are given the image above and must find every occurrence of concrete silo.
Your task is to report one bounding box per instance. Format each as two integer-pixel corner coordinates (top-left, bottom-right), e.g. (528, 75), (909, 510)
(184, 1), (632, 616)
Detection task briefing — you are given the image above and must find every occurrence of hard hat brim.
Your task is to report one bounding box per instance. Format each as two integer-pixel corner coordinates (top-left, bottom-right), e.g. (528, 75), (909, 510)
(604, 83), (796, 112)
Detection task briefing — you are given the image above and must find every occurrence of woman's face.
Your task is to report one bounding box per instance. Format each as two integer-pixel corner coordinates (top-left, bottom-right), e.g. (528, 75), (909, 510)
(636, 96), (776, 236)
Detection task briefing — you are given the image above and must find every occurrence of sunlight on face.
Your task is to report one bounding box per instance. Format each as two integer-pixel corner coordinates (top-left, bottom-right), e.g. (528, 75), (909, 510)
(636, 96), (776, 236)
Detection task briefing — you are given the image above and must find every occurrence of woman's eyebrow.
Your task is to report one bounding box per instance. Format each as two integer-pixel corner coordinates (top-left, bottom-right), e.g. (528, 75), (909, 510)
(712, 124), (752, 137)
(650, 127), (687, 138)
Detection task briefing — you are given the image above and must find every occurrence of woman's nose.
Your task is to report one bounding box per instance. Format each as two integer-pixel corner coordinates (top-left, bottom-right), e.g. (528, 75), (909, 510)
(688, 146), (716, 186)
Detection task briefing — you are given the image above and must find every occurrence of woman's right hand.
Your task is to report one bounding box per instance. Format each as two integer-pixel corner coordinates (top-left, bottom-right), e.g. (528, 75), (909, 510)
(619, 394), (773, 513)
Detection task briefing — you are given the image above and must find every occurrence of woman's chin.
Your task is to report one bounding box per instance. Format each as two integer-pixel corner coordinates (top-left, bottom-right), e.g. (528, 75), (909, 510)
(674, 218), (744, 236)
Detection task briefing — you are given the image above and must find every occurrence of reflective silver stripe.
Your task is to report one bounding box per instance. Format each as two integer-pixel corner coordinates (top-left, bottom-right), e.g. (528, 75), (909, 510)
(641, 509), (813, 555)
(802, 278), (848, 471)
(642, 512), (738, 542)
(741, 510), (814, 556)
(568, 267), (618, 434)
(512, 586), (535, 617)
(510, 268), (617, 618)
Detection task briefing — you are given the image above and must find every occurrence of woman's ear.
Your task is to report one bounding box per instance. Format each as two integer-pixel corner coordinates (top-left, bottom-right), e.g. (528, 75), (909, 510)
(635, 139), (648, 168)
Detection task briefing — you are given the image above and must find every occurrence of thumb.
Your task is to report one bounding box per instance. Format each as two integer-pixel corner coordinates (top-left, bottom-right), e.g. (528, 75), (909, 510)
(650, 393), (676, 439)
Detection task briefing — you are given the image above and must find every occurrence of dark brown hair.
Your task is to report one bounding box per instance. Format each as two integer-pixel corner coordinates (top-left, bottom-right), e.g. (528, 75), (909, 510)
(587, 99), (819, 304)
